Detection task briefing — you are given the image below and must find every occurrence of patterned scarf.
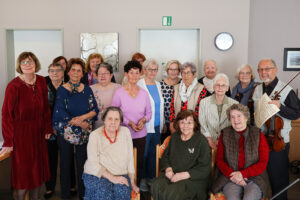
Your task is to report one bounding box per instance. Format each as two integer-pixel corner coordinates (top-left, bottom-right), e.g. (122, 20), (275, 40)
(179, 78), (198, 102)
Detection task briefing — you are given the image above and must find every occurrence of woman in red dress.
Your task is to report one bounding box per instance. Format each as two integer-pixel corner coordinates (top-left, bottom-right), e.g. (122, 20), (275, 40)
(0, 52), (52, 200)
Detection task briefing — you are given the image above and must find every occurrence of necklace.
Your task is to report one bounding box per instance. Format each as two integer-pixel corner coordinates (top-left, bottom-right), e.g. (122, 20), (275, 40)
(19, 74), (36, 90)
(103, 128), (118, 144)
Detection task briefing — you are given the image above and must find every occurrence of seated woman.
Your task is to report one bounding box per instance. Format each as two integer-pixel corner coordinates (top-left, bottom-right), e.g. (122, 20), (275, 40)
(212, 104), (269, 200)
(151, 110), (211, 200)
(199, 73), (238, 150)
(231, 64), (258, 125)
(83, 106), (139, 200)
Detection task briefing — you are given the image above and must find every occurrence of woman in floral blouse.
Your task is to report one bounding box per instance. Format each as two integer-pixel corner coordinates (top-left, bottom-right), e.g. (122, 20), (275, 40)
(52, 58), (99, 199)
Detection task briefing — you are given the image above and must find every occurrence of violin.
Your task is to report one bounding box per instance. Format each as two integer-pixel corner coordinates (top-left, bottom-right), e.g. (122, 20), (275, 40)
(265, 72), (300, 152)
(265, 91), (285, 152)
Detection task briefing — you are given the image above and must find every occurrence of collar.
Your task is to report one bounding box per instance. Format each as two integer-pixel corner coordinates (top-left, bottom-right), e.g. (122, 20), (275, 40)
(263, 76), (278, 90)
(211, 94), (229, 105)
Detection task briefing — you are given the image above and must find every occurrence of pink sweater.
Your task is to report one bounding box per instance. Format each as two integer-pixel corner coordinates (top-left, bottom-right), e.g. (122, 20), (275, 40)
(111, 87), (152, 139)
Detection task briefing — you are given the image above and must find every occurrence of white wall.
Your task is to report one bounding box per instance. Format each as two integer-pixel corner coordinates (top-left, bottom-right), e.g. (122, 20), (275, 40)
(0, 0), (250, 139)
(13, 30), (63, 77)
(249, 0), (300, 93)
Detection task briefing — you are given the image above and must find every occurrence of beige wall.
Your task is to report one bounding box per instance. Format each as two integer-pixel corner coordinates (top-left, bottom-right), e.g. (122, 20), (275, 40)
(249, 0), (300, 93)
(0, 0), (251, 138)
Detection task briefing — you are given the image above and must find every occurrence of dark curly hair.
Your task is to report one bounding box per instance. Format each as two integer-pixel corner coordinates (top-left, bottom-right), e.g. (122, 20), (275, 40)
(124, 60), (142, 73)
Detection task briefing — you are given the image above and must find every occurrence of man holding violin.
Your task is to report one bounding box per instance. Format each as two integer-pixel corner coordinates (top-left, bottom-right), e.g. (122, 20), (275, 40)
(252, 58), (300, 200)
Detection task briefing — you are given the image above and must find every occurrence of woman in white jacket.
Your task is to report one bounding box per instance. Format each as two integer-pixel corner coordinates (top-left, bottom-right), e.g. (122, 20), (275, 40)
(199, 73), (238, 150)
(137, 59), (164, 191)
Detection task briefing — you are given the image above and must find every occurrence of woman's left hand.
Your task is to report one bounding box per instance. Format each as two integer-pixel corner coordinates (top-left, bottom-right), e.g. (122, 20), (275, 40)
(137, 117), (146, 130)
(69, 116), (85, 126)
(45, 134), (52, 139)
(230, 171), (246, 186)
(131, 180), (140, 193)
(170, 172), (190, 183)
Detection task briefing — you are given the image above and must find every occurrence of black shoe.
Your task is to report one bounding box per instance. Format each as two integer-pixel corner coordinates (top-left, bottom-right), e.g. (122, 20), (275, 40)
(43, 190), (54, 199)
(70, 188), (77, 196)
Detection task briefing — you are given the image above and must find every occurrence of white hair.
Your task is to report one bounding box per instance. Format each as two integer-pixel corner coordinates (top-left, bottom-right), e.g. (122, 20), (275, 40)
(213, 73), (230, 86)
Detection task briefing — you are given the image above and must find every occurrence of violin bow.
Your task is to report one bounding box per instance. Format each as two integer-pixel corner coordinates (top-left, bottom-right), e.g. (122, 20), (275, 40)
(272, 72), (300, 99)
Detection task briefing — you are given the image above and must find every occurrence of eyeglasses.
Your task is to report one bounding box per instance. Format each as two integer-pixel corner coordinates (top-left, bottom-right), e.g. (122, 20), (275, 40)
(239, 72), (251, 76)
(98, 73), (111, 76)
(21, 60), (34, 65)
(214, 84), (228, 89)
(147, 68), (158, 72)
(49, 69), (63, 73)
(181, 71), (193, 76)
(257, 67), (275, 72)
(204, 65), (216, 70)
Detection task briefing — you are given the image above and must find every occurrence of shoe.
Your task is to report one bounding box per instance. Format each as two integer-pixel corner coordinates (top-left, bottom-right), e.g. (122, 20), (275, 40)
(43, 190), (54, 199)
(70, 188), (77, 196)
(139, 179), (149, 192)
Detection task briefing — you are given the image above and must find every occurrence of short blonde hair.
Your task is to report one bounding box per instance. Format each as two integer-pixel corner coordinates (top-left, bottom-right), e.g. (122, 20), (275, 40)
(165, 60), (181, 72)
(16, 52), (41, 74)
(142, 58), (158, 69)
(235, 64), (255, 80)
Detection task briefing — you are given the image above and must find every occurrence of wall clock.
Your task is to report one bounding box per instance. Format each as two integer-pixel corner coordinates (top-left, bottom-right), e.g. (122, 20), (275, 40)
(214, 32), (234, 51)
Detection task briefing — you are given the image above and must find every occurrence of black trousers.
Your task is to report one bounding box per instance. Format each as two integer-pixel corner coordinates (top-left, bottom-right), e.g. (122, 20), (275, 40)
(57, 135), (87, 199)
(45, 139), (77, 191)
(132, 136), (146, 186)
(267, 143), (290, 200)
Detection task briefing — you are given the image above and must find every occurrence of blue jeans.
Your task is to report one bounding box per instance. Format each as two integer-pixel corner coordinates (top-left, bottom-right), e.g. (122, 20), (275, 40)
(142, 126), (161, 179)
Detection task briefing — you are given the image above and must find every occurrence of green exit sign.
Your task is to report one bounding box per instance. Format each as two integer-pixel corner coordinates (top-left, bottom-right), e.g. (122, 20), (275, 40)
(162, 16), (172, 26)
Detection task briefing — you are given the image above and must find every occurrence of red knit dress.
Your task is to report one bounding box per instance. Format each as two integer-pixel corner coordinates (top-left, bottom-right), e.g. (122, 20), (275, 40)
(2, 75), (52, 189)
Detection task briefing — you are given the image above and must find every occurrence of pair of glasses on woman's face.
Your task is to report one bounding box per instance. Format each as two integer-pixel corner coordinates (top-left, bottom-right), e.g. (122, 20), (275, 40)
(21, 60), (34, 65)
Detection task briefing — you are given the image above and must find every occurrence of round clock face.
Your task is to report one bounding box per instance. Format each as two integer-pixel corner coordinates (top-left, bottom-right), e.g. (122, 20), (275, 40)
(215, 32), (234, 51)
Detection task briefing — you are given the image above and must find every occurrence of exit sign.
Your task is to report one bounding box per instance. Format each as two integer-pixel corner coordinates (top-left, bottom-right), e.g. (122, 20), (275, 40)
(162, 16), (172, 26)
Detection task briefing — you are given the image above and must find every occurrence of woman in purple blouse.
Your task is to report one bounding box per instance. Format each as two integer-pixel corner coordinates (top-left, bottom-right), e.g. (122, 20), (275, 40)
(111, 60), (152, 185)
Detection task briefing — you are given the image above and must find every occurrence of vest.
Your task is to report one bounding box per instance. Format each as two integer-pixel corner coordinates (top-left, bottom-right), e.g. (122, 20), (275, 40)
(212, 126), (268, 197)
(252, 80), (292, 143)
(173, 83), (204, 117)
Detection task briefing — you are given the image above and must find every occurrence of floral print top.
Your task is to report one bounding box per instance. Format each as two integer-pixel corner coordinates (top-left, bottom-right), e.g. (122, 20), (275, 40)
(52, 85), (99, 145)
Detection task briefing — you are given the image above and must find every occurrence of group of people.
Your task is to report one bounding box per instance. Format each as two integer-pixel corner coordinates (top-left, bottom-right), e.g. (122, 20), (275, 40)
(0, 51), (299, 200)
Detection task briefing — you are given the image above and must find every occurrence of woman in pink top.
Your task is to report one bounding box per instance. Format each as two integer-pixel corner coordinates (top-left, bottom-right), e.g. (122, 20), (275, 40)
(91, 62), (121, 129)
(111, 60), (152, 185)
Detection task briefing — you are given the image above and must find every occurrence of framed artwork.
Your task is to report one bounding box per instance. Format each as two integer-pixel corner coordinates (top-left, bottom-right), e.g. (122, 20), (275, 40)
(80, 32), (119, 72)
(283, 48), (300, 71)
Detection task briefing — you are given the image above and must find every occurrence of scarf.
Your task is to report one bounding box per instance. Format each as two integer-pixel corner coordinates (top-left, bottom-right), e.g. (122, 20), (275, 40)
(69, 81), (80, 93)
(203, 77), (215, 93)
(231, 81), (255, 105)
(179, 78), (198, 102)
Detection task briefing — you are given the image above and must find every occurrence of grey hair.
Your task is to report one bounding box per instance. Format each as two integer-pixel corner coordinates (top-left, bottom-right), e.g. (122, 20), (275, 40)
(258, 58), (277, 68)
(101, 106), (124, 123)
(226, 103), (250, 124)
(235, 64), (255, 80)
(48, 63), (64, 72)
(203, 59), (217, 69)
(142, 58), (159, 69)
(165, 60), (181, 72)
(213, 73), (230, 86)
(180, 62), (197, 74)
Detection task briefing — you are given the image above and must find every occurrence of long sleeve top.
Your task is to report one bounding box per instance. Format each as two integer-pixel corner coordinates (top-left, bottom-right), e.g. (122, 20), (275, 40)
(263, 77), (300, 120)
(83, 126), (135, 180)
(111, 87), (152, 139)
(216, 130), (269, 179)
